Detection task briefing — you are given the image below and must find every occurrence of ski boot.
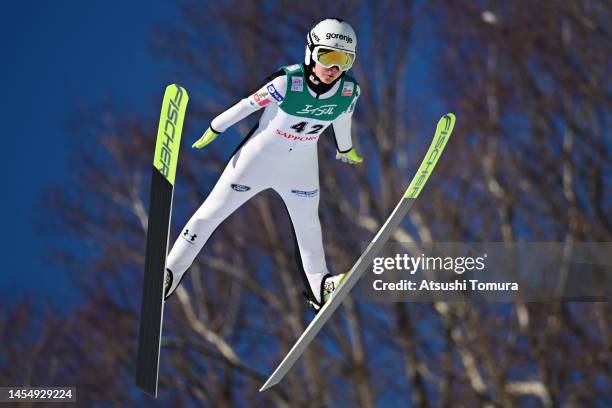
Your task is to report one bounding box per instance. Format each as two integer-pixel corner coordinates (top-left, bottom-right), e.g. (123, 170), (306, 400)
(304, 273), (346, 314)
(163, 268), (177, 301)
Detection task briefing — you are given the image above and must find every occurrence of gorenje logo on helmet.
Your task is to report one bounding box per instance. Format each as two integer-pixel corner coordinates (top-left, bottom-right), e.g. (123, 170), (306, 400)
(326, 33), (353, 43)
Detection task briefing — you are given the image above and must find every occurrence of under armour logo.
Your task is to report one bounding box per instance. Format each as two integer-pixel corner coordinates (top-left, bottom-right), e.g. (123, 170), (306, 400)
(183, 229), (197, 242)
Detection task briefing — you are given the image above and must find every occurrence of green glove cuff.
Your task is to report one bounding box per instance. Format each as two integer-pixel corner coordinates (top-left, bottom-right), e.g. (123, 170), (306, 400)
(192, 127), (219, 149)
(347, 148), (363, 163)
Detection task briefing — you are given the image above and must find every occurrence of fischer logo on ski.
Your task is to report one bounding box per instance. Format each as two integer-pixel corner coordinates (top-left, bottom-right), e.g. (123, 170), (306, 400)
(153, 85), (187, 185)
(405, 114), (454, 199)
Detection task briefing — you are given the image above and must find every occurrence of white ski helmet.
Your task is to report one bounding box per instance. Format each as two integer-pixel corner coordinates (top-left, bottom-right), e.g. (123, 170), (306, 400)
(305, 18), (357, 71)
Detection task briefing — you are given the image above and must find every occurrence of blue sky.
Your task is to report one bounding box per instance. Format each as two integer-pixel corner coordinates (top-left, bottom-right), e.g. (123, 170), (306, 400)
(1, 2), (440, 309)
(2, 1), (176, 305)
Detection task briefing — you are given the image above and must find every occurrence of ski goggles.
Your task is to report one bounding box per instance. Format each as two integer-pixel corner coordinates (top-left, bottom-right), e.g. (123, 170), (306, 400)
(312, 46), (355, 71)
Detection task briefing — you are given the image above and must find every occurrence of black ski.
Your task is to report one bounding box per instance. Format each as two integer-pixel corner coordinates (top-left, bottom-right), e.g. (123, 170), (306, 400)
(136, 84), (188, 397)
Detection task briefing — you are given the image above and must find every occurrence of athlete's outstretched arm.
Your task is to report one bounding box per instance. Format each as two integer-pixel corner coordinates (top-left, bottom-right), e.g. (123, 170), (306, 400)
(331, 84), (362, 163)
(192, 71), (288, 148)
(212, 72), (288, 132)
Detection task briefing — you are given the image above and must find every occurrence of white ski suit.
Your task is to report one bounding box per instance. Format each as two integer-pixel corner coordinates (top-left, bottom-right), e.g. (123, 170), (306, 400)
(166, 64), (360, 302)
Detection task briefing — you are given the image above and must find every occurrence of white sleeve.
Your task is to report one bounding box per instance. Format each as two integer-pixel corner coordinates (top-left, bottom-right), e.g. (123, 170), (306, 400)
(332, 84), (360, 153)
(211, 75), (288, 132)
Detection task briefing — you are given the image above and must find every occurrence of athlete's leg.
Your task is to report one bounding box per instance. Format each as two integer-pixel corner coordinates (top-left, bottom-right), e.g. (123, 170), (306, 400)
(165, 149), (264, 296)
(277, 182), (329, 304)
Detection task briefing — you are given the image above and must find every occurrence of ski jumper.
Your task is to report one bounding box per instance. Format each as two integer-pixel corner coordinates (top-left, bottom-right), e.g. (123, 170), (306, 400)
(166, 63), (360, 302)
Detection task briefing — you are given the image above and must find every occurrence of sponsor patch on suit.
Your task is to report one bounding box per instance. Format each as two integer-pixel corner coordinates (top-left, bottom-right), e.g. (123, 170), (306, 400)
(291, 189), (318, 197)
(231, 183), (251, 192)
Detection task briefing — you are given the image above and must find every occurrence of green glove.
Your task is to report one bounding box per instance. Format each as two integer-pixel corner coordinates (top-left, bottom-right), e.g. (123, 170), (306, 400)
(192, 127), (219, 149)
(336, 148), (364, 164)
